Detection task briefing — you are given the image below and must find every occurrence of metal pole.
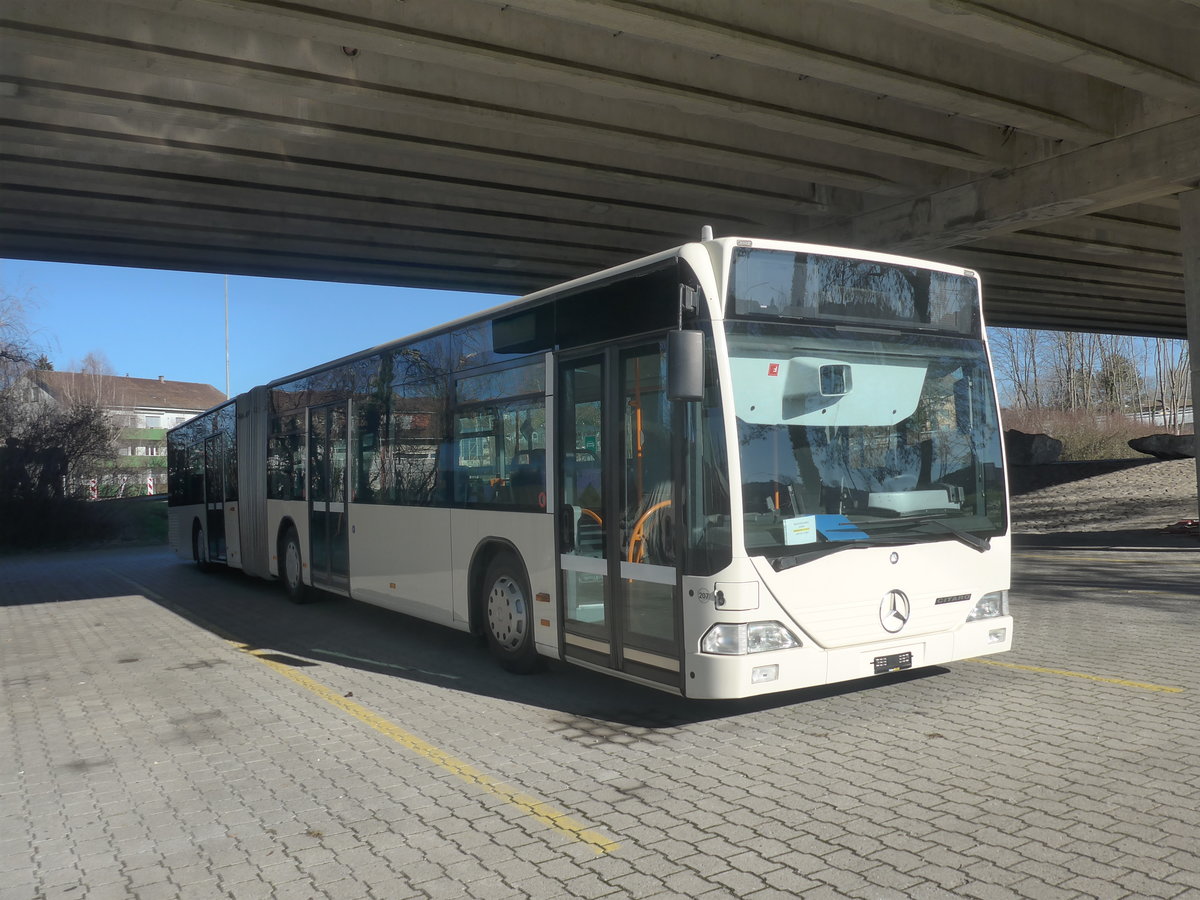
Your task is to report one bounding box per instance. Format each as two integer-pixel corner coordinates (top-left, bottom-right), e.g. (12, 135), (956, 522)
(1178, 190), (1200, 522)
(224, 275), (230, 399)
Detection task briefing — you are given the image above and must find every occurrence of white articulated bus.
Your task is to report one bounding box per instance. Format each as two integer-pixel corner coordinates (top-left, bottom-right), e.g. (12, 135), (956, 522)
(168, 234), (1012, 699)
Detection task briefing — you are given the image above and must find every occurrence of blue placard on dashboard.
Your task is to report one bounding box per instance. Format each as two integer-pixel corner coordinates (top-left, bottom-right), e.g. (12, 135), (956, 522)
(814, 514), (869, 541)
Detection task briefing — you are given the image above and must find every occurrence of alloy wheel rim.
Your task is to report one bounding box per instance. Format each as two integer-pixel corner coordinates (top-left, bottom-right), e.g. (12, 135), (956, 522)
(286, 541), (301, 589)
(487, 575), (527, 649)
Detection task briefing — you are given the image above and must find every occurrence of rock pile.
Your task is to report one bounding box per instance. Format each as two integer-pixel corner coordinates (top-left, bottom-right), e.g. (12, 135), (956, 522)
(1128, 433), (1196, 460)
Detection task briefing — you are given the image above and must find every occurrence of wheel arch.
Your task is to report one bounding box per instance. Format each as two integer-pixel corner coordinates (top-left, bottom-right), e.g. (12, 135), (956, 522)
(467, 537), (530, 638)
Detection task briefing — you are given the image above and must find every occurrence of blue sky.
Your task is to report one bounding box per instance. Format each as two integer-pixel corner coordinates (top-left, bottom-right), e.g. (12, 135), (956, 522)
(5, 257), (1187, 411)
(1, 258), (509, 397)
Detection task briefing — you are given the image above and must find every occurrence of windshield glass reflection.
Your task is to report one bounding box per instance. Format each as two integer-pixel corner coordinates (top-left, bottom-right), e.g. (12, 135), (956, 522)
(726, 322), (1006, 568)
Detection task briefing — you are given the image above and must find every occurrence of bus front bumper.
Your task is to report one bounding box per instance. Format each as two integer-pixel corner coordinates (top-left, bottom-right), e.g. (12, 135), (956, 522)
(683, 617), (1014, 700)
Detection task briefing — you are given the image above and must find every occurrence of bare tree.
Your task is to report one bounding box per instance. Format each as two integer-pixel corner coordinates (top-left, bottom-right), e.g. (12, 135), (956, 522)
(1, 288), (39, 442)
(1096, 335), (1143, 415)
(1, 291), (120, 500)
(989, 327), (1045, 409)
(61, 351), (120, 408)
(1151, 338), (1191, 432)
(1, 289), (35, 388)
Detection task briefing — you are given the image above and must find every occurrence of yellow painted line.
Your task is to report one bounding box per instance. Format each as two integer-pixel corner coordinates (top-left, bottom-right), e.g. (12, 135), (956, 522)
(970, 657), (1183, 693)
(230, 642), (619, 855)
(107, 572), (618, 853)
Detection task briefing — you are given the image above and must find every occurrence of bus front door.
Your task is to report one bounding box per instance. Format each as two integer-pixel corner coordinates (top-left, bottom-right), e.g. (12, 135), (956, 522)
(203, 433), (227, 562)
(308, 402), (350, 592)
(558, 344), (681, 690)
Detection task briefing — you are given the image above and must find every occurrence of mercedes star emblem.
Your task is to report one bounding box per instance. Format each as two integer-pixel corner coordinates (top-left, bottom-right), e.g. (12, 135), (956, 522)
(880, 590), (911, 634)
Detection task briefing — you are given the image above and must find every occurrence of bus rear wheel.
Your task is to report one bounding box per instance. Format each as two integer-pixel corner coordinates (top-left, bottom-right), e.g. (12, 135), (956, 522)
(280, 526), (313, 604)
(482, 552), (542, 674)
(193, 521), (209, 570)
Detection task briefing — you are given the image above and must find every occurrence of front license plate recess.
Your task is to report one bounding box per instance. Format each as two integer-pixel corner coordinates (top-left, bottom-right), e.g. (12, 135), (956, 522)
(873, 652), (913, 675)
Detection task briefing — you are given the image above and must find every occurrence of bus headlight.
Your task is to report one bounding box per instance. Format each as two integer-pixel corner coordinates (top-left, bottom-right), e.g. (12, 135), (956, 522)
(701, 622), (801, 655)
(967, 590), (1008, 622)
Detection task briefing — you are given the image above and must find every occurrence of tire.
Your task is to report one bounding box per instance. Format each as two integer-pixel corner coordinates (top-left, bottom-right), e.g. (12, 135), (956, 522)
(280, 526), (314, 604)
(481, 552), (542, 674)
(193, 521), (209, 570)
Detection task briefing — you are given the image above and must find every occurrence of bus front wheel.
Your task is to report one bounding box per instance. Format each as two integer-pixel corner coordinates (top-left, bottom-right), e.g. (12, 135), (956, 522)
(280, 527), (313, 604)
(482, 552), (542, 674)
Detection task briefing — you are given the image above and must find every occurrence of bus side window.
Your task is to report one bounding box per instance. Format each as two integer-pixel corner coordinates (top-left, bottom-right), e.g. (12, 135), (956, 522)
(502, 401), (546, 510)
(452, 395), (546, 509)
(509, 448), (545, 508)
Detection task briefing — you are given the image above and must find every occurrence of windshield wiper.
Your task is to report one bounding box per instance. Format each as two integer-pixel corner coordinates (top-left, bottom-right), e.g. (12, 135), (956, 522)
(767, 518), (991, 570)
(922, 519), (991, 552)
(868, 517), (991, 553)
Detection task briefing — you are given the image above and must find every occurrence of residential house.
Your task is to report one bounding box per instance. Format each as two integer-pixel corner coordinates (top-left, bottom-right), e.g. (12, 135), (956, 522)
(21, 371), (225, 496)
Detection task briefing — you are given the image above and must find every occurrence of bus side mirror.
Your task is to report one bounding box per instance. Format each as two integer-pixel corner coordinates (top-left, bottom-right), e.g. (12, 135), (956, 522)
(668, 329), (704, 401)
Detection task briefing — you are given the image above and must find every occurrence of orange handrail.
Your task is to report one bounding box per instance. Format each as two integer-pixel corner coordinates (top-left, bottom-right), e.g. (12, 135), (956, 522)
(627, 499), (672, 563)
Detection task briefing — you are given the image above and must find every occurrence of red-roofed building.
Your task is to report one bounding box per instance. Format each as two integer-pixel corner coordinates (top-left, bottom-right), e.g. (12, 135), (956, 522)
(20, 372), (225, 496)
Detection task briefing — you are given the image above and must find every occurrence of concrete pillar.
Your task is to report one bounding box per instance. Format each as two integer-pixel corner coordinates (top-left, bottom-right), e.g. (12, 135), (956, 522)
(1179, 189), (1200, 521)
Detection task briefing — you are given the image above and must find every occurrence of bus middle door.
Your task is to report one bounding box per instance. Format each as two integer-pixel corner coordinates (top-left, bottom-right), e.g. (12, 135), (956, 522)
(308, 402), (350, 593)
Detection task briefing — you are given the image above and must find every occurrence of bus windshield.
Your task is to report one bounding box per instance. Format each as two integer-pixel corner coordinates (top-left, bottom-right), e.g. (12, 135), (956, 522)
(725, 321), (1006, 569)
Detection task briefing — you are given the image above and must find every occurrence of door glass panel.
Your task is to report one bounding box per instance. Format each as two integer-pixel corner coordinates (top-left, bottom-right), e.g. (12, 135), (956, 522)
(309, 409), (328, 504)
(329, 406), (347, 506)
(309, 408), (329, 578)
(309, 405), (349, 586)
(203, 434), (227, 561)
(561, 359), (607, 636)
(328, 405), (349, 578)
(623, 581), (675, 651)
(620, 345), (676, 654)
(204, 435), (222, 503)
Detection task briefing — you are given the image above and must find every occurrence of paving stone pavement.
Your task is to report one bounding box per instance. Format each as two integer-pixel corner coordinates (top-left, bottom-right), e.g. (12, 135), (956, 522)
(1, 539), (1198, 900)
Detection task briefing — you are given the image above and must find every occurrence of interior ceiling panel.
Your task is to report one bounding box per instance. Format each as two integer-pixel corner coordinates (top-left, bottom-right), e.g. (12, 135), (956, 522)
(3, 0), (1200, 337)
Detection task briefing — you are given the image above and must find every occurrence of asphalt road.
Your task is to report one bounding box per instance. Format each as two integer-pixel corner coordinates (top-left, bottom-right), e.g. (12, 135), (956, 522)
(2, 536), (1197, 900)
